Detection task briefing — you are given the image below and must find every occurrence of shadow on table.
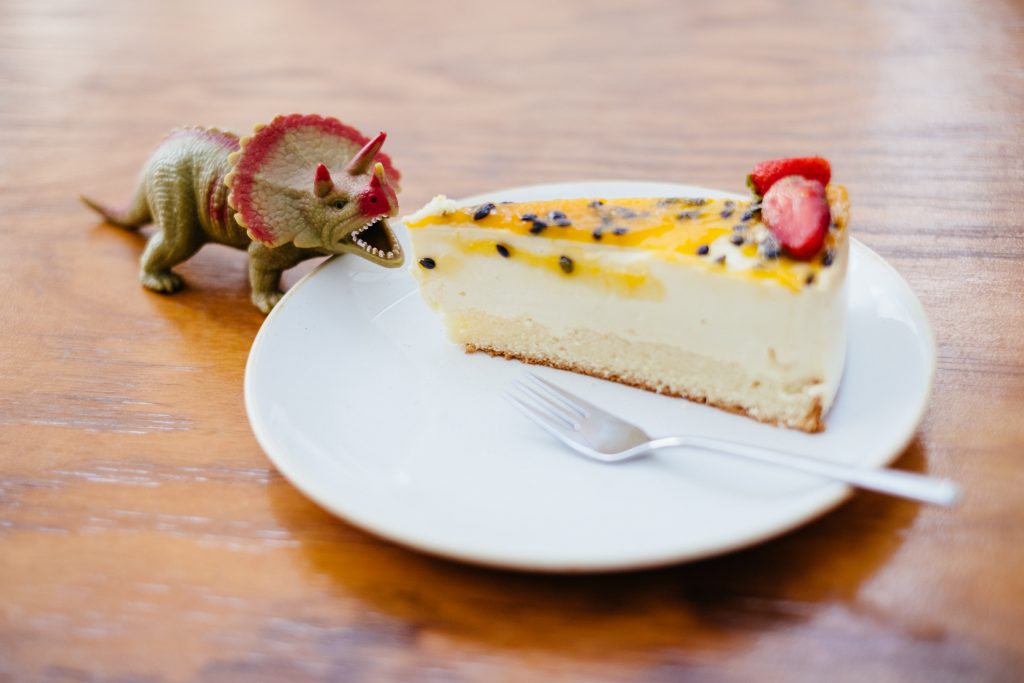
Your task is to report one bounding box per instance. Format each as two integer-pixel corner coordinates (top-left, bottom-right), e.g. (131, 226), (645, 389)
(82, 222), (320, 378)
(270, 439), (929, 660)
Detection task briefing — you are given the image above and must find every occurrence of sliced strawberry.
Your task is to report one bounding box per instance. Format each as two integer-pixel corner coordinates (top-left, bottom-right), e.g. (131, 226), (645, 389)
(750, 157), (831, 196)
(761, 176), (830, 260)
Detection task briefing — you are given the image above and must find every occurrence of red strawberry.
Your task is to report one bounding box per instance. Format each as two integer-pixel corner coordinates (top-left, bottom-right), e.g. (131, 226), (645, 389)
(749, 157), (831, 196)
(761, 176), (830, 260)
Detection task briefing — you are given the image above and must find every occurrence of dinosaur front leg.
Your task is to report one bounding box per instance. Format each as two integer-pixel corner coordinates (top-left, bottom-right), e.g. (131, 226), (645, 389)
(248, 242), (307, 313)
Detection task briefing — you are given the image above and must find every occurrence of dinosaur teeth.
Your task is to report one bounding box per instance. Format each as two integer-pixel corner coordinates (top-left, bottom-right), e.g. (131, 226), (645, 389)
(387, 251), (394, 259)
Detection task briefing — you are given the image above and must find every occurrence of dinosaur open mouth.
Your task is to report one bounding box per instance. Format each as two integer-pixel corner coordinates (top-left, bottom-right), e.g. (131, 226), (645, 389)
(347, 217), (402, 262)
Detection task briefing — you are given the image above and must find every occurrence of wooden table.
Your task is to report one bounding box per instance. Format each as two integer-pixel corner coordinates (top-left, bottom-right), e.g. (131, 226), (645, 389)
(2, 1), (1022, 680)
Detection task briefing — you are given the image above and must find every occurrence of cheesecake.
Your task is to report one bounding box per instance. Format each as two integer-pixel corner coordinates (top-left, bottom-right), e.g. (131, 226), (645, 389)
(404, 159), (849, 432)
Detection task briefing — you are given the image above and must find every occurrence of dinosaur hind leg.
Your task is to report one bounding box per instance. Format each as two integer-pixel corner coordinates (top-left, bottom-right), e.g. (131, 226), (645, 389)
(139, 230), (203, 293)
(139, 195), (203, 294)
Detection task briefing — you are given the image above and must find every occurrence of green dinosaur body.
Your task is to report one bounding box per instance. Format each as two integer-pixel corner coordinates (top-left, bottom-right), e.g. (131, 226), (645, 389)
(83, 115), (403, 313)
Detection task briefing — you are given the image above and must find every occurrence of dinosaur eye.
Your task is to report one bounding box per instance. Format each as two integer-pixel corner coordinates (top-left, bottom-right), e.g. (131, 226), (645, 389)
(331, 199), (347, 210)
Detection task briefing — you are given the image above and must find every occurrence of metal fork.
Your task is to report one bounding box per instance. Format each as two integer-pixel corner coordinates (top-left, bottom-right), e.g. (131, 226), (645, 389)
(506, 372), (961, 507)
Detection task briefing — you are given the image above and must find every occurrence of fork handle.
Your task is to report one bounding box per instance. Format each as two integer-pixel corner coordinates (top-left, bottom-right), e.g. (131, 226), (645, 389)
(647, 436), (961, 507)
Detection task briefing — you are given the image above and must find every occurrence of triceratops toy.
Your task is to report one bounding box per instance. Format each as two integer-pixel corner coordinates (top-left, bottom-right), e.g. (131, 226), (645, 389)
(82, 114), (403, 312)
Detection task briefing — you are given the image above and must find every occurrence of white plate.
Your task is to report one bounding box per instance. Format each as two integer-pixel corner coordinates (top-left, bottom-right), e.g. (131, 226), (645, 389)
(245, 181), (935, 572)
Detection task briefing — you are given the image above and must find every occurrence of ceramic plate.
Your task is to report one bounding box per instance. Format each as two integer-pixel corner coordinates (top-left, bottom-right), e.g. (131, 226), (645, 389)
(245, 181), (935, 572)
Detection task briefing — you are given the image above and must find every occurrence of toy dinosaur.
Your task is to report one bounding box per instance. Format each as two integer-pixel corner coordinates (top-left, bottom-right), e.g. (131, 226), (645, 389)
(82, 114), (404, 312)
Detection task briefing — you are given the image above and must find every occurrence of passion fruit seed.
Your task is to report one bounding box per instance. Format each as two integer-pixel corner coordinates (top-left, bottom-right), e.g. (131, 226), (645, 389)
(559, 256), (574, 274)
(419, 257), (436, 269)
(473, 203), (495, 220)
(759, 233), (782, 260)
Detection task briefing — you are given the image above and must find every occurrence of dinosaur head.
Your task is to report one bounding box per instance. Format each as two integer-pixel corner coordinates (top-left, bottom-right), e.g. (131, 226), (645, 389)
(225, 114), (404, 267)
(298, 134), (402, 264)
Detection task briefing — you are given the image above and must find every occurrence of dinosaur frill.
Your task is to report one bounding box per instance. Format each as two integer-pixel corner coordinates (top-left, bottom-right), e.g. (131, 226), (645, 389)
(225, 114), (402, 247)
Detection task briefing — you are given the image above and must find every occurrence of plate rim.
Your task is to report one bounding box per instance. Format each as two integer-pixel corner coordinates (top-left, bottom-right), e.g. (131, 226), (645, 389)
(244, 180), (936, 572)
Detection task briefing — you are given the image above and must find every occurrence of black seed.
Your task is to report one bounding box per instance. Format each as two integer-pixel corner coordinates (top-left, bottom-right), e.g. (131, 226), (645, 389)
(730, 234), (745, 246)
(529, 220), (547, 235)
(696, 244), (710, 256)
(418, 257), (436, 269)
(759, 233), (782, 260)
(612, 227), (629, 236)
(588, 200), (605, 208)
(592, 228), (603, 241)
(720, 207), (735, 219)
(741, 209), (754, 222)
(657, 198), (681, 207)
(496, 243), (510, 258)
(686, 198), (707, 206)
(559, 256), (574, 274)
(805, 273), (816, 285)
(473, 203), (495, 220)
(715, 255), (726, 265)
(611, 206), (638, 219)
(499, 201), (513, 204)
(732, 223), (746, 232)
(549, 210), (567, 221)
(724, 200), (735, 208)
(553, 218), (572, 227)
(520, 213), (538, 221)
(676, 210), (700, 220)
(821, 248), (835, 267)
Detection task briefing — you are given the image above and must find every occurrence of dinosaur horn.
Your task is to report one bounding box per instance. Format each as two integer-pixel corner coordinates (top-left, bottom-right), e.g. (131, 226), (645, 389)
(369, 162), (386, 189)
(346, 132), (387, 175)
(314, 163), (334, 198)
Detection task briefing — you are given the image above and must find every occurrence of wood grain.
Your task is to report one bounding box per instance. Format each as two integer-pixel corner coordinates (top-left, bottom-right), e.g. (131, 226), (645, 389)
(2, 0), (1023, 681)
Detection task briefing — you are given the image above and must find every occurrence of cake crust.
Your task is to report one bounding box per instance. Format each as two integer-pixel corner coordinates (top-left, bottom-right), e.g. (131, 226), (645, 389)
(467, 343), (825, 433)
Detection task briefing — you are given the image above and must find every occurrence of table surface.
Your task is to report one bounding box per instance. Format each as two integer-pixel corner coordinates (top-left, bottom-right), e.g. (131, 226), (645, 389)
(2, 1), (1023, 681)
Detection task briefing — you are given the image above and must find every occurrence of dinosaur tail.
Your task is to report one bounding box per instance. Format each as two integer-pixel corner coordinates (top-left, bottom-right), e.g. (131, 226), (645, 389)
(81, 184), (151, 230)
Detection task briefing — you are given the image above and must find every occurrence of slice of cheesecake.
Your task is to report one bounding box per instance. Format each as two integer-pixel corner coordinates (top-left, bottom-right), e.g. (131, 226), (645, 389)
(404, 160), (850, 432)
